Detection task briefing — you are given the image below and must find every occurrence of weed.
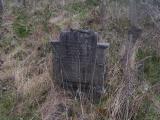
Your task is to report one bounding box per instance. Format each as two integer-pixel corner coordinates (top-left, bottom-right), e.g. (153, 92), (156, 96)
(42, 5), (52, 33)
(135, 98), (160, 120)
(85, 0), (100, 7)
(65, 1), (87, 14)
(0, 92), (16, 120)
(108, 18), (130, 35)
(0, 91), (41, 120)
(13, 9), (32, 38)
(65, 0), (99, 15)
(137, 49), (160, 85)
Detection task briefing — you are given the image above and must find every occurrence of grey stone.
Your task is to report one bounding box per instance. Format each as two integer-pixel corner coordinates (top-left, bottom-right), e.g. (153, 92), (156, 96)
(51, 29), (109, 92)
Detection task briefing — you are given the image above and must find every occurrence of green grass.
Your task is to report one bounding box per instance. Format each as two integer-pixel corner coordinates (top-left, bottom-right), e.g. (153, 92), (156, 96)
(12, 9), (32, 38)
(0, 91), (41, 120)
(32, 4), (54, 33)
(65, 0), (99, 19)
(0, 92), (17, 120)
(65, 1), (87, 14)
(137, 49), (160, 85)
(155, 95), (160, 102)
(136, 98), (160, 120)
(108, 18), (130, 35)
(136, 49), (160, 119)
(42, 5), (52, 33)
(85, 0), (100, 6)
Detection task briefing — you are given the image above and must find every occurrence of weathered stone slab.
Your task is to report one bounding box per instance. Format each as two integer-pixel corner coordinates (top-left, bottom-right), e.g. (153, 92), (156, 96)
(51, 29), (109, 92)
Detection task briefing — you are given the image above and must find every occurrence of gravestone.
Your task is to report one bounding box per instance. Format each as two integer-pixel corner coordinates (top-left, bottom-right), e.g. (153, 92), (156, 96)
(51, 29), (109, 93)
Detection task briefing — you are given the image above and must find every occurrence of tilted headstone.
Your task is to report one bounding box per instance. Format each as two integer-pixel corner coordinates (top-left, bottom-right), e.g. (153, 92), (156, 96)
(51, 29), (109, 93)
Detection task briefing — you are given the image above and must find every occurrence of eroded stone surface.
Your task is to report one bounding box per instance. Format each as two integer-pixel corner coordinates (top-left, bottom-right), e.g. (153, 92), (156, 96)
(51, 29), (109, 92)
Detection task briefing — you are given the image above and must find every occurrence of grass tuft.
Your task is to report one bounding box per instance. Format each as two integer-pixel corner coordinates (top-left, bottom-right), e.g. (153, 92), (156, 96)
(137, 49), (160, 85)
(13, 9), (32, 38)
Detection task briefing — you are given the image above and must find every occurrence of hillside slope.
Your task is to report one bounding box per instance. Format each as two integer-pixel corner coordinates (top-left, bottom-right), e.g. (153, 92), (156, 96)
(0, 0), (160, 120)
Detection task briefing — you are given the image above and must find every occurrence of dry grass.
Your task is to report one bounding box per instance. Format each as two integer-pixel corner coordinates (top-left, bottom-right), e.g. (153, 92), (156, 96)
(1, 0), (160, 120)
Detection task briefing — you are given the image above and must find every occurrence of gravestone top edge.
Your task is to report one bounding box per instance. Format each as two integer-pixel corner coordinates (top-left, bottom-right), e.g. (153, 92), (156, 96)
(97, 43), (110, 49)
(50, 29), (99, 44)
(50, 30), (109, 43)
(68, 29), (96, 34)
